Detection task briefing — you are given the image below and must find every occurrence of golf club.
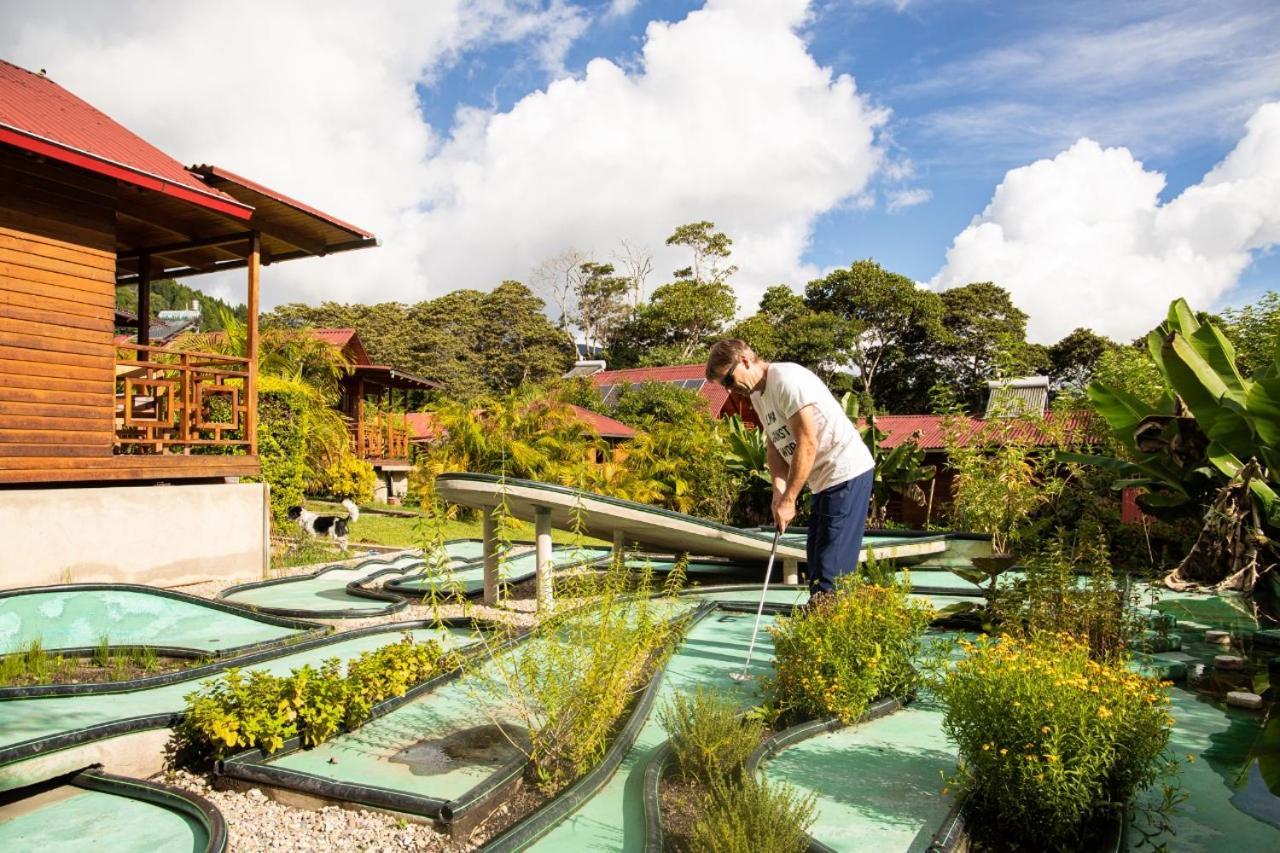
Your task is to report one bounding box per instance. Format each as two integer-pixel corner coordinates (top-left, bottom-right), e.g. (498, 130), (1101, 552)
(729, 528), (782, 683)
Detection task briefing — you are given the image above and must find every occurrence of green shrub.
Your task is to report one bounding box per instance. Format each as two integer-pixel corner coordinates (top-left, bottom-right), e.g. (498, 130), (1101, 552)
(689, 775), (816, 853)
(658, 687), (765, 784)
(992, 527), (1143, 662)
(768, 577), (934, 723)
(936, 632), (1174, 850)
(256, 381), (311, 528)
(173, 637), (455, 763)
(476, 561), (678, 793)
(314, 452), (376, 503)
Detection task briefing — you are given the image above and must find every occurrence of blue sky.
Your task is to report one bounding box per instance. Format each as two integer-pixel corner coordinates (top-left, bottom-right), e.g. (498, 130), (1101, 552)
(5, 0), (1275, 341)
(419, 0), (1280, 317)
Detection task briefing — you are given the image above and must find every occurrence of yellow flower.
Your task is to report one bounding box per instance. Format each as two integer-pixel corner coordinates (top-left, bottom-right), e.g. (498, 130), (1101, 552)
(981, 743), (990, 751)
(1000, 748), (1008, 756)
(1098, 706), (1112, 719)
(1040, 726), (1050, 734)
(1045, 754), (1058, 763)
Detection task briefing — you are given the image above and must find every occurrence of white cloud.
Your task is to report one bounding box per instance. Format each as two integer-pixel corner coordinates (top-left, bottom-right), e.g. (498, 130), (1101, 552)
(0, 0), (886, 319)
(929, 101), (1280, 343)
(886, 187), (930, 213)
(417, 0), (886, 316)
(0, 1), (608, 307)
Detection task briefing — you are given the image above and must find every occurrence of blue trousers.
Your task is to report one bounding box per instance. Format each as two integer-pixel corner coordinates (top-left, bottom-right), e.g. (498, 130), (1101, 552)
(805, 469), (874, 594)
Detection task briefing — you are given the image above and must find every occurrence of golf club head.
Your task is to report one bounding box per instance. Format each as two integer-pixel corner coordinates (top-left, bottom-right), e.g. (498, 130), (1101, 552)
(729, 670), (752, 683)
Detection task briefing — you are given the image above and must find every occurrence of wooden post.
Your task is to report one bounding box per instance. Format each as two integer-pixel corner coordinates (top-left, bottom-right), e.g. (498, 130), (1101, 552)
(535, 505), (553, 611)
(783, 558), (799, 586)
(356, 378), (365, 458)
(136, 253), (151, 349)
(482, 507), (499, 606)
(613, 528), (625, 567)
(246, 233), (260, 456)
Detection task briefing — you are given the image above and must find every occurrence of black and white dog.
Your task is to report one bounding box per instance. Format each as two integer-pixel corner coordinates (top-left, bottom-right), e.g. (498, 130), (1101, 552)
(287, 499), (360, 553)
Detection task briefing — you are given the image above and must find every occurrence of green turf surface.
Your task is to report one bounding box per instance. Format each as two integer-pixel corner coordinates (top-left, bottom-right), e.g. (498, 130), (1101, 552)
(0, 787), (205, 852)
(0, 588), (302, 654)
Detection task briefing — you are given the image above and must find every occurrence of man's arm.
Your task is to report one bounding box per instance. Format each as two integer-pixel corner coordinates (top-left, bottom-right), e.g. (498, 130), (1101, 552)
(773, 405), (818, 531)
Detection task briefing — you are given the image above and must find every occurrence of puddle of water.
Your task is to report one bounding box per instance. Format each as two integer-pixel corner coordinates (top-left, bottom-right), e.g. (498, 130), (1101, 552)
(389, 724), (529, 776)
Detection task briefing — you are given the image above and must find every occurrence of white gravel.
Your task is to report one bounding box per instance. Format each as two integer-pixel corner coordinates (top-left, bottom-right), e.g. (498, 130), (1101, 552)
(158, 770), (452, 852)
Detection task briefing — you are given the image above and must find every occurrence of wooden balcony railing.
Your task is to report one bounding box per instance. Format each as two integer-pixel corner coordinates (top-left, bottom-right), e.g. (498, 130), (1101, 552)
(347, 411), (410, 461)
(114, 343), (252, 454)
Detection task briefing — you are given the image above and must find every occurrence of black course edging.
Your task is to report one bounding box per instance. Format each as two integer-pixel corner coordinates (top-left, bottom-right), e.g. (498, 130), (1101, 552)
(73, 766), (229, 853)
(0, 617), (498, 763)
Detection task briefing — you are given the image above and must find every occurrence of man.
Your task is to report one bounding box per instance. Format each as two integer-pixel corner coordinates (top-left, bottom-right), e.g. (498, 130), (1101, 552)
(705, 340), (874, 598)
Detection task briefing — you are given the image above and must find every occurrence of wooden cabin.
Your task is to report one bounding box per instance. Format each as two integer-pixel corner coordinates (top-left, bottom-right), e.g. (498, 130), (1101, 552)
(0, 60), (376, 588)
(306, 328), (437, 501)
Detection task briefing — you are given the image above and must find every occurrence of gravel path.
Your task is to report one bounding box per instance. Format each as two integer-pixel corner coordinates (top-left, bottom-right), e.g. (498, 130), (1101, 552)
(157, 770), (450, 852)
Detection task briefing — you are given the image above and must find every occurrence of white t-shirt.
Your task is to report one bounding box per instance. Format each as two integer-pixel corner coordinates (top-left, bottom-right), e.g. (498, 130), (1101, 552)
(749, 362), (874, 494)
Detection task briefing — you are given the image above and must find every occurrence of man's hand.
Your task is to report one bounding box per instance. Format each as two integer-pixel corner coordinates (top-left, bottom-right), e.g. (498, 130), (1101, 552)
(772, 492), (797, 532)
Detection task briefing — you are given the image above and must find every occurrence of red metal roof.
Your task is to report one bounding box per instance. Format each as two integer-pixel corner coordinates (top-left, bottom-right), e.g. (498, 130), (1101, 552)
(864, 412), (1099, 450)
(591, 363), (735, 418)
(195, 165), (374, 239)
(0, 60), (251, 220)
(569, 405), (636, 439)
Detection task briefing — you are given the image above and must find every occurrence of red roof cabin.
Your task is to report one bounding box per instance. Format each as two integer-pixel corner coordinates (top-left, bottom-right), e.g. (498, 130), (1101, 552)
(0, 60), (376, 587)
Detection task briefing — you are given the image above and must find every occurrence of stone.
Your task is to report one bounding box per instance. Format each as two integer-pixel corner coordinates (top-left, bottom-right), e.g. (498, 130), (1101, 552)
(1205, 629), (1232, 644)
(1226, 691), (1264, 710)
(1214, 654), (1246, 670)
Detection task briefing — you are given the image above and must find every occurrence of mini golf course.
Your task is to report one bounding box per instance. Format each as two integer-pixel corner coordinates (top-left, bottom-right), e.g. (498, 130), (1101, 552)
(1, 478), (1278, 851)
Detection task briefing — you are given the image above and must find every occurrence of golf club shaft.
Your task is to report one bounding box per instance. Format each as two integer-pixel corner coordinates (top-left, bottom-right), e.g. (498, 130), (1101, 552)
(738, 529), (781, 677)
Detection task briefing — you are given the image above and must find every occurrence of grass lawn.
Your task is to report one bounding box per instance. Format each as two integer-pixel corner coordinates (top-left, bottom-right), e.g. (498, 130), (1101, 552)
(303, 499), (608, 549)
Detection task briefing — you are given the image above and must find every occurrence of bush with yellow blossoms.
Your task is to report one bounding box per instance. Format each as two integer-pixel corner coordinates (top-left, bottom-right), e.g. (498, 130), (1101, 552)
(936, 631), (1174, 850)
(768, 576), (935, 724)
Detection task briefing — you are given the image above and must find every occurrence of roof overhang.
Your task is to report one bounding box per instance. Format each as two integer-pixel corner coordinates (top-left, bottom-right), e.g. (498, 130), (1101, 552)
(0, 122), (253, 220)
(348, 365), (439, 390)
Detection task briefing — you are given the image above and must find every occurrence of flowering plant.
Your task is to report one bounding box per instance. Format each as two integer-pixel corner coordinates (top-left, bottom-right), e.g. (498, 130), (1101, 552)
(936, 632), (1173, 850)
(768, 577), (934, 724)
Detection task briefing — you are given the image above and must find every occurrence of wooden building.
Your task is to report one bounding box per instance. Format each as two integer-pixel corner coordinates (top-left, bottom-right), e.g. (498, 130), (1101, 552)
(0, 60), (375, 587)
(305, 328), (437, 501)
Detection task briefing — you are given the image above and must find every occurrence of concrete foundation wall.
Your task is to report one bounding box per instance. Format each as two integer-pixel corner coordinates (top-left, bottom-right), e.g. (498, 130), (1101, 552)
(0, 482), (268, 590)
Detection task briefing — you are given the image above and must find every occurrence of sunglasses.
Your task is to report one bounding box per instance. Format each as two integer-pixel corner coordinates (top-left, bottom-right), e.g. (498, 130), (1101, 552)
(719, 365), (737, 390)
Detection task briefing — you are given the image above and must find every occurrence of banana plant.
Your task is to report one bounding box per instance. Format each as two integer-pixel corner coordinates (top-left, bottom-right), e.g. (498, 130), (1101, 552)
(1070, 298), (1279, 590)
(1071, 299), (1279, 523)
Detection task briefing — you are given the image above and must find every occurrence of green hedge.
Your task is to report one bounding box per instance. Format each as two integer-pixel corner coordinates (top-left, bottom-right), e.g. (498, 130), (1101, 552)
(255, 383), (310, 529)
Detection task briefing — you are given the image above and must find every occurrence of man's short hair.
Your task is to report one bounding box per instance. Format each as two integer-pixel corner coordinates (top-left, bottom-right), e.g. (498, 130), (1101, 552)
(705, 339), (755, 382)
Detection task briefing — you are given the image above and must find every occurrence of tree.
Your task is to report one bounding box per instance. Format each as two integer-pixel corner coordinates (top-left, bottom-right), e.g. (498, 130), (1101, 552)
(263, 301), (413, 369)
(606, 278), (737, 367)
(665, 221), (737, 285)
(727, 285), (850, 383)
(612, 239), (653, 308)
(1221, 291), (1280, 375)
(1048, 328), (1117, 397)
(933, 282), (1041, 411)
(573, 262), (631, 354)
(611, 380), (709, 428)
(804, 260), (945, 406)
(476, 282), (576, 392)
(530, 249), (590, 353)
